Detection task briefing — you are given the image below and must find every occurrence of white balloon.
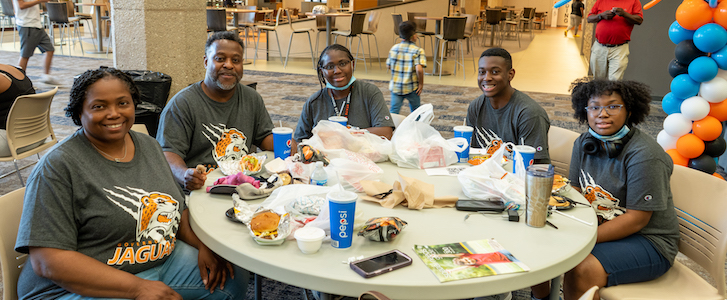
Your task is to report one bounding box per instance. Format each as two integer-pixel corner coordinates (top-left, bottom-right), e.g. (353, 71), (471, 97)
(717, 68), (727, 81)
(663, 113), (693, 137)
(680, 96), (711, 120)
(699, 77), (727, 103)
(657, 130), (679, 150)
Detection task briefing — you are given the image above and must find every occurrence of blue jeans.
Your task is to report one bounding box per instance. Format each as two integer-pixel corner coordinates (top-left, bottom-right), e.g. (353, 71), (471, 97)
(57, 241), (249, 300)
(390, 91), (421, 114)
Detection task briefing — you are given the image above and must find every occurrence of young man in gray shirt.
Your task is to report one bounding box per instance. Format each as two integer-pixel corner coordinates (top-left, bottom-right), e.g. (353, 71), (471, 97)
(157, 32), (275, 191)
(466, 48), (551, 164)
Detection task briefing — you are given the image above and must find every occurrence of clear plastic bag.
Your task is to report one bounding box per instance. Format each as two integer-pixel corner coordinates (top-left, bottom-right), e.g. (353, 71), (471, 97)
(389, 104), (462, 169)
(306, 120), (393, 162)
(457, 142), (527, 205)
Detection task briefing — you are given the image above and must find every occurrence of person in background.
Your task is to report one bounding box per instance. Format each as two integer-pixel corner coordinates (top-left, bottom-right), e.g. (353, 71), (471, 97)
(587, 0), (643, 80)
(0, 63), (37, 156)
(566, 0), (584, 37)
(530, 78), (678, 300)
(466, 47), (550, 164)
(15, 68), (248, 299)
(294, 44), (395, 142)
(387, 20), (426, 114)
(157, 31), (275, 191)
(12, 0), (59, 84)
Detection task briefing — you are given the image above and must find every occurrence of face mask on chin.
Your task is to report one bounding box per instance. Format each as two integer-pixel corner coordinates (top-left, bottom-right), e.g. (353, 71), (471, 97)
(325, 76), (356, 91)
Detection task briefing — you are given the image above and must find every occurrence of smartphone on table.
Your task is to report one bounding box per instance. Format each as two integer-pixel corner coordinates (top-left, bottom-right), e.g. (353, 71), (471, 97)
(350, 249), (413, 278)
(455, 198), (506, 212)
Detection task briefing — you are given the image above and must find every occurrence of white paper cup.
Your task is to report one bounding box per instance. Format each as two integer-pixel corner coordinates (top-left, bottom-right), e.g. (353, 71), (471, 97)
(294, 227), (326, 254)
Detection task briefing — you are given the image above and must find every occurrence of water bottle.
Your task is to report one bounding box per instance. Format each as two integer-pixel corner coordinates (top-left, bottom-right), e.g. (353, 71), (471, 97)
(310, 161), (327, 186)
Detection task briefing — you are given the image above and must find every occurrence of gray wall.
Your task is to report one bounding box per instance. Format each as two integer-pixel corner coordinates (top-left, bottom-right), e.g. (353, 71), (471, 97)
(623, 0), (680, 98)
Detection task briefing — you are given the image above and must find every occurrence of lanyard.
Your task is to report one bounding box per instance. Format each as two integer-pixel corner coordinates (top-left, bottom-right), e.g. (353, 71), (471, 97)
(328, 89), (351, 118)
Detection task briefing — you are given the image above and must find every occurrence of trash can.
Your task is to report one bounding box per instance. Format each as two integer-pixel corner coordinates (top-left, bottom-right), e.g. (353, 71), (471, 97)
(123, 70), (172, 138)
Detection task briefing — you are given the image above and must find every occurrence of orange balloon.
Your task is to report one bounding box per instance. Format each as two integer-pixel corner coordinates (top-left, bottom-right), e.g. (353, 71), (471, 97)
(643, 0), (661, 10)
(692, 116), (723, 141)
(709, 99), (727, 121)
(676, 0), (714, 30)
(676, 133), (706, 158)
(715, 1), (727, 28)
(667, 149), (689, 166)
(714, 172), (725, 180)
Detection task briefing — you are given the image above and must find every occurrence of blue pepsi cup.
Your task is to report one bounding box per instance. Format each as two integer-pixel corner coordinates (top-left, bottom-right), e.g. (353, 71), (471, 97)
(327, 190), (357, 249)
(272, 127), (293, 159)
(453, 126), (473, 163)
(329, 116), (348, 126)
(513, 145), (536, 174)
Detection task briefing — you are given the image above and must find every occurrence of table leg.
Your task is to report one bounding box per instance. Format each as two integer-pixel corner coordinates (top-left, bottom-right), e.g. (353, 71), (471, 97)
(254, 273), (262, 300)
(325, 16), (332, 47)
(85, 5), (107, 54)
(549, 275), (562, 300)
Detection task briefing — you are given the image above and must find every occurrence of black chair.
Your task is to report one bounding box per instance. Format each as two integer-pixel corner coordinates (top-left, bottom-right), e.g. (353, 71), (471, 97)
(484, 9), (501, 47)
(314, 14), (337, 58)
(46, 2), (84, 55)
(520, 7), (535, 37)
(206, 8), (228, 33)
(434, 16), (466, 79)
(391, 13), (403, 44)
(407, 12), (435, 60)
(332, 12), (367, 72)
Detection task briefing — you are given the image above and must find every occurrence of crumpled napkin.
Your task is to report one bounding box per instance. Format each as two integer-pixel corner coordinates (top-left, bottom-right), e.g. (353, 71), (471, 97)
(360, 173), (457, 209)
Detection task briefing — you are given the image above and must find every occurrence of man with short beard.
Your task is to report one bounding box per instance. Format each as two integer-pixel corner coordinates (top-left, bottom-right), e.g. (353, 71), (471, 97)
(157, 31), (275, 191)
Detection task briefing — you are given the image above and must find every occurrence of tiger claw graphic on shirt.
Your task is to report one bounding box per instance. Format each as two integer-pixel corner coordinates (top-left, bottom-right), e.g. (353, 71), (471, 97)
(203, 123), (249, 163)
(104, 187), (181, 266)
(474, 128), (504, 155)
(579, 170), (625, 224)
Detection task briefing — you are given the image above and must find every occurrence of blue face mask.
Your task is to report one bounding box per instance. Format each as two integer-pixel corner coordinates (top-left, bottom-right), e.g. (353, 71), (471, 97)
(589, 125), (630, 142)
(326, 76), (356, 91)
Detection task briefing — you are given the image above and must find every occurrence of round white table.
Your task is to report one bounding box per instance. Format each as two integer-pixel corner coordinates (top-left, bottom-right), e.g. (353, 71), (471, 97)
(189, 162), (597, 300)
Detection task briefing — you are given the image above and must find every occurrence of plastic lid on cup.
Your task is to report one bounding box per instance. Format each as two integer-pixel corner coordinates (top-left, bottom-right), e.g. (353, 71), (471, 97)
(272, 127), (293, 134)
(327, 190), (357, 204)
(453, 125), (474, 132)
(294, 227), (325, 241)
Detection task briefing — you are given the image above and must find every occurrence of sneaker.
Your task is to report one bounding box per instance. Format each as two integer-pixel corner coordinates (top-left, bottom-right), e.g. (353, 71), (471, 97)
(564, 30), (568, 37)
(574, 34), (580, 37)
(474, 291), (512, 300)
(40, 74), (61, 86)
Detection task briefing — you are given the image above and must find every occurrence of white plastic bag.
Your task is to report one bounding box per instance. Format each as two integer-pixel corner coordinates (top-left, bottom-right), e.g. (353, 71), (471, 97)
(306, 120), (393, 162)
(457, 142), (526, 205)
(389, 104), (462, 168)
(327, 155), (383, 192)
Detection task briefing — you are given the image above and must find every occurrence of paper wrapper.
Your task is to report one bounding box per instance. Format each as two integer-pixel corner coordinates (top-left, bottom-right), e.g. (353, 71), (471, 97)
(217, 153), (267, 176)
(246, 209), (292, 245)
(357, 217), (407, 242)
(359, 173), (458, 209)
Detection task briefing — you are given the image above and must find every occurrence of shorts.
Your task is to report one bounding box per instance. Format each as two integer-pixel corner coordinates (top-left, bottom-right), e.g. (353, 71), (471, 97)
(591, 234), (671, 287)
(18, 27), (55, 58)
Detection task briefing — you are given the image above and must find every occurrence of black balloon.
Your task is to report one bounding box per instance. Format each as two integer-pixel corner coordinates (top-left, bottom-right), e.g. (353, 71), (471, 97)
(705, 136), (727, 157)
(675, 40), (706, 65)
(688, 154), (718, 174)
(668, 59), (688, 78)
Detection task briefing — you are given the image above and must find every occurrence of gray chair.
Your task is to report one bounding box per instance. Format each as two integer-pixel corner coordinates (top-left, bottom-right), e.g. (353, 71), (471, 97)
(520, 7), (535, 38)
(462, 13), (477, 71)
(46, 2), (84, 55)
(361, 10), (382, 69)
(391, 13), (403, 44)
(206, 8), (234, 34)
(434, 16), (466, 79)
(502, 10), (522, 48)
(283, 9), (315, 69)
(314, 14), (337, 58)
(254, 8), (284, 65)
(332, 12), (367, 72)
(0, 0), (17, 48)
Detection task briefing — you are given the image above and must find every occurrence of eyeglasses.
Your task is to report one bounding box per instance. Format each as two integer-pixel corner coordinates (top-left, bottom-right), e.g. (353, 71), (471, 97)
(321, 60), (351, 71)
(584, 104), (624, 116)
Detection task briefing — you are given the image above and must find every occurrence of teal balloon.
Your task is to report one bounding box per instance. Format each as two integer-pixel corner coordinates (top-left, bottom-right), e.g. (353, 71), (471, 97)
(688, 56), (719, 82)
(662, 93), (684, 115)
(668, 21), (695, 45)
(671, 74), (700, 99)
(694, 23), (727, 53)
(712, 45), (727, 70)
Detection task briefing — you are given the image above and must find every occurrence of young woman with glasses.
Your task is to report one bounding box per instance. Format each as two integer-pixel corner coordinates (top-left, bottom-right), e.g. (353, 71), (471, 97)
(530, 78), (679, 300)
(293, 44), (395, 142)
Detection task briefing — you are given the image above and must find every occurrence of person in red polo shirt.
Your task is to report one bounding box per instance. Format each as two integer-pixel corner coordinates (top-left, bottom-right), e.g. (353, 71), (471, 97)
(586, 0), (643, 80)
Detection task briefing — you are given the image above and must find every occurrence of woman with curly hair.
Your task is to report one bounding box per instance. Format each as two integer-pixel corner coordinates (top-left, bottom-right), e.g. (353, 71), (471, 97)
(15, 68), (248, 299)
(293, 44), (395, 142)
(530, 78), (679, 300)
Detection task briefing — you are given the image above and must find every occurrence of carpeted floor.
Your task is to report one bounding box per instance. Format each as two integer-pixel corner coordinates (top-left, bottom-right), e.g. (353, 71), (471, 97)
(1, 51), (714, 300)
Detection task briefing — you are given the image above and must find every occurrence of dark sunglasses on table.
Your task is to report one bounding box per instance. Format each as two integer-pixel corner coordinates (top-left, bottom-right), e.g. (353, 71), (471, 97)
(584, 104), (624, 116)
(321, 60), (351, 71)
